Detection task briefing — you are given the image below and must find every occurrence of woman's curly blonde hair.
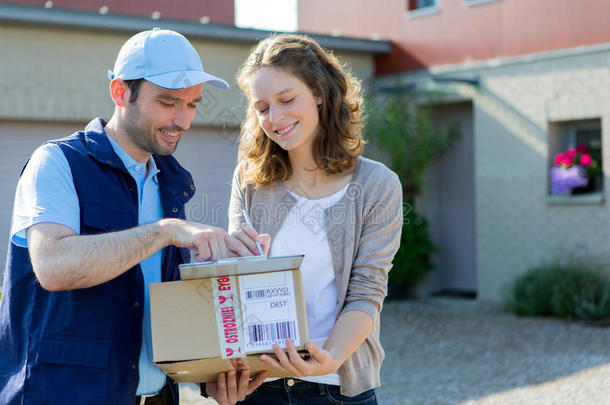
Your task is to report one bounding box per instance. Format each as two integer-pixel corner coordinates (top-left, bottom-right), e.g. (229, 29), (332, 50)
(236, 33), (365, 186)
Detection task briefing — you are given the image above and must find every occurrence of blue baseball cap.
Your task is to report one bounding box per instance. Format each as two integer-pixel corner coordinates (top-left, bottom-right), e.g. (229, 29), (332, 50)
(108, 28), (229, 90)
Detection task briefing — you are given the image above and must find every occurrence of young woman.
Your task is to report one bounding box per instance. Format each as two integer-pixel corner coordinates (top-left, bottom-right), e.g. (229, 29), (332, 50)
(229, 34), (403, 405)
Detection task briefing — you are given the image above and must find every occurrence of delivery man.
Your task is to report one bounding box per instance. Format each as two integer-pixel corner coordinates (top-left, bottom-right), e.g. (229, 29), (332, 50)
(0, 28), (268, 405)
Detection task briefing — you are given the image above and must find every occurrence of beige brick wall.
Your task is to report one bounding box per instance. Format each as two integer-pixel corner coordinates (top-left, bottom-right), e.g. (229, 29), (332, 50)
(381, 45), (610, 302)
(0, 24), (374, 126)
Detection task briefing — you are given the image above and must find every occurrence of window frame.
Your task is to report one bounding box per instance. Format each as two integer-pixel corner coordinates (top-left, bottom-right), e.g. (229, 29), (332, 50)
(465, 0), (499, 7)
(407, 0), (441, 18)
(562, 122), (602, 155)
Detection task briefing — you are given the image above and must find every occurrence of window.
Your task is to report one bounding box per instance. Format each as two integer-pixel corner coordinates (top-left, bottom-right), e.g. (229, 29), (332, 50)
(407, 0), (440, 15)
(407, 0), (436, 10)
(548, 119), (603, 200)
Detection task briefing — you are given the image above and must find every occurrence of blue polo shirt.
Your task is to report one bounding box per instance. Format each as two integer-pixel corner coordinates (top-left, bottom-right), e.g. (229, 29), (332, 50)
(10, 136), (166, 395)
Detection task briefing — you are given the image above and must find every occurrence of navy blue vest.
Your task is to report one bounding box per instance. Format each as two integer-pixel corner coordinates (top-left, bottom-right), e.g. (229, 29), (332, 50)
(0, 119), (194, 404)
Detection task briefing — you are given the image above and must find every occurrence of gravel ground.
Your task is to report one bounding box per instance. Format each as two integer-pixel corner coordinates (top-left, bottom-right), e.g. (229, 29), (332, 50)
(378, 298), (610, 405)
(180, 298), (610, 404)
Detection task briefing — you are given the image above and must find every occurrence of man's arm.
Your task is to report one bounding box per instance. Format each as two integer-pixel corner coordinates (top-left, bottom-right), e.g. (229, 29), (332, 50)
(28, 218), (255, 291)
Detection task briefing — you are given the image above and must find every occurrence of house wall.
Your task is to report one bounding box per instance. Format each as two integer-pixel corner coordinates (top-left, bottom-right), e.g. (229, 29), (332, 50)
(3, 0), (235, 25)
(297, 0), (610, 74)
(0, 24), (375, 280)
(0, 24), (250, 126)
(379, 44), (610, 302)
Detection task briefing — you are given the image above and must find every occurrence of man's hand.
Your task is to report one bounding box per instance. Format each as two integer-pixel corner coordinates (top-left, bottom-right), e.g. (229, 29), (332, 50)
(160, 219), (255, 261)
(28, 218), (265, 292)
(206, 369), (267, 405)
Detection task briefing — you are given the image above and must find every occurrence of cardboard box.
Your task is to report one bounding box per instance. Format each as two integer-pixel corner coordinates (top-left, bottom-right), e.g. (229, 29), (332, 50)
(150, 255), (309, 383)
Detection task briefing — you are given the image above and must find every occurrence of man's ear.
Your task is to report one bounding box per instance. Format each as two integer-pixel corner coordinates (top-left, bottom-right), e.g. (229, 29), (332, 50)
(110, 78), (128, 107)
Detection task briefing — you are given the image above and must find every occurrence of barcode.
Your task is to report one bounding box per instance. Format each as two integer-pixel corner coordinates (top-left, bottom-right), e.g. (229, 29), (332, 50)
(245, 289), (267, 300)
(247, 321), (296, 344)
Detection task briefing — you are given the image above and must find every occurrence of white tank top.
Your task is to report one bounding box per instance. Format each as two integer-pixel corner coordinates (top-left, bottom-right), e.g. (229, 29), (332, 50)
(268, 184), (348, 386)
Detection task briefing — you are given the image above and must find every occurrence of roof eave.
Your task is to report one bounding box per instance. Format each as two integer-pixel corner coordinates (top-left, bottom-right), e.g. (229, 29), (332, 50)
(0, 3), (391, 54)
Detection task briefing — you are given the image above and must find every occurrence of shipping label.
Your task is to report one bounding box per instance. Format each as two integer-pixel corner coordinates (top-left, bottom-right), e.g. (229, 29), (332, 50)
(239, 271), (300, 353)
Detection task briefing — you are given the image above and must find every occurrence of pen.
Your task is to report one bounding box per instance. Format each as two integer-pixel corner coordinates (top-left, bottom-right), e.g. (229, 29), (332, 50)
(242, 209), (265, 257)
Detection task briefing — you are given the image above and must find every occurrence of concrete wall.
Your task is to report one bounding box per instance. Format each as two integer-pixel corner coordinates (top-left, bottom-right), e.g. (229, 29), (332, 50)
(0, 24), (247, 125)
(378, 44), (610, 302)
(0, 24), (374, 125)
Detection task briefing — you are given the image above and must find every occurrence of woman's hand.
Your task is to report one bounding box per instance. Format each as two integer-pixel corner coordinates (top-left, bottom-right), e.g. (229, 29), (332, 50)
(260, 339), (339, 378)
(231, 222), (271, 257)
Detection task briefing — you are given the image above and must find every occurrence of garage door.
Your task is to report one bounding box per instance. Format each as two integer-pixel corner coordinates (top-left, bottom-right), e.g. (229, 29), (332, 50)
(0, 121), (239, 285)
(173, 125), (240, 229)
(0, 121), (85, 284)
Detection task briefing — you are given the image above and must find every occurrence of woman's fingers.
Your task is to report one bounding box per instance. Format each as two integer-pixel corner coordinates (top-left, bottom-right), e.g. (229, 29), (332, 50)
(240, 223), (269, 256)
(240, 222), (258, 240)
(259, 354), (285, 371)
(272, 343), (302, 376)
(227, 232), (255, 257)
(306, 342), (328, 363)
(232, 228), (259, 255)
(258, 234), (271, 256)
(285, 338), (309, 373)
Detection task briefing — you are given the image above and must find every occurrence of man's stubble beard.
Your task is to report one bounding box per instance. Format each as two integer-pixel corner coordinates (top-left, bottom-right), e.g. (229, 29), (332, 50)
(123, 102), (179, 157)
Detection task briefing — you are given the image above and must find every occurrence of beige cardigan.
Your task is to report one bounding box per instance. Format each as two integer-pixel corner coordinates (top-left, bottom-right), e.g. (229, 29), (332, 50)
(228, 156), (403, 396)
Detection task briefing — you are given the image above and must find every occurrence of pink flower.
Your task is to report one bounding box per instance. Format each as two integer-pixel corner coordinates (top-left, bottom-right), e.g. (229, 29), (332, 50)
(562, 155), (574, 167)
(565, 148), (577, 159)
(580, 153), (593, 167)
(576, 144), (588, 154)
(554, 153), (564, 166)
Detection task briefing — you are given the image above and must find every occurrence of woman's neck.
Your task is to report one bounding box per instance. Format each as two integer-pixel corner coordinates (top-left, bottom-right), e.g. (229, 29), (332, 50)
(287, 149), (321, 187)
(284, 149), (355, 199)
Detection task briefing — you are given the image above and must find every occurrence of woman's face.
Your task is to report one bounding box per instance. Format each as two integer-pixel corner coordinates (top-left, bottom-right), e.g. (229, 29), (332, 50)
(247, 67), (322, 154)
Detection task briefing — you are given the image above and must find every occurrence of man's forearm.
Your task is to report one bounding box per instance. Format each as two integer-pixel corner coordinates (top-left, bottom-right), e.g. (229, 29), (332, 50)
(28, 220), (173, 291)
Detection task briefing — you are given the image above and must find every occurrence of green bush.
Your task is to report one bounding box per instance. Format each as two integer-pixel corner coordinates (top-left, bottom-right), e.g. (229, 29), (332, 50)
(389, 207), (437, 285)
(507, 263), (610, 320)
(365, 91), (460, 199)
(365, 89), (459, 287)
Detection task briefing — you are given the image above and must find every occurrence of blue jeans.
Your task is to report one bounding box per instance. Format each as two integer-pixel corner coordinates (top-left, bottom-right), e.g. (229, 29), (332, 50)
(238, 378), (377, 405)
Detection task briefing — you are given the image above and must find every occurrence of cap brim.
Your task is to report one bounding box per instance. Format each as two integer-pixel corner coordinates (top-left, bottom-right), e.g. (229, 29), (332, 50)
(145, 70), (229, 90)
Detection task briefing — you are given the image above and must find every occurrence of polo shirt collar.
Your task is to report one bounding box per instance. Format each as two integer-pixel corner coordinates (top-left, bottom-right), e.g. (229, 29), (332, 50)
(84, 118), (159, 184)
(106, 134), (160, 185)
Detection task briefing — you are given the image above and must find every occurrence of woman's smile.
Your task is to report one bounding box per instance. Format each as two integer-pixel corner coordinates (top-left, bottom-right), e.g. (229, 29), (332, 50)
(275, 122), (299, 137)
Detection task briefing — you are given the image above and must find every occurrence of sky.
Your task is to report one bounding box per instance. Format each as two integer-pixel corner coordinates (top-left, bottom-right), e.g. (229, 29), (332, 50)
(234, 0), (298, 32)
